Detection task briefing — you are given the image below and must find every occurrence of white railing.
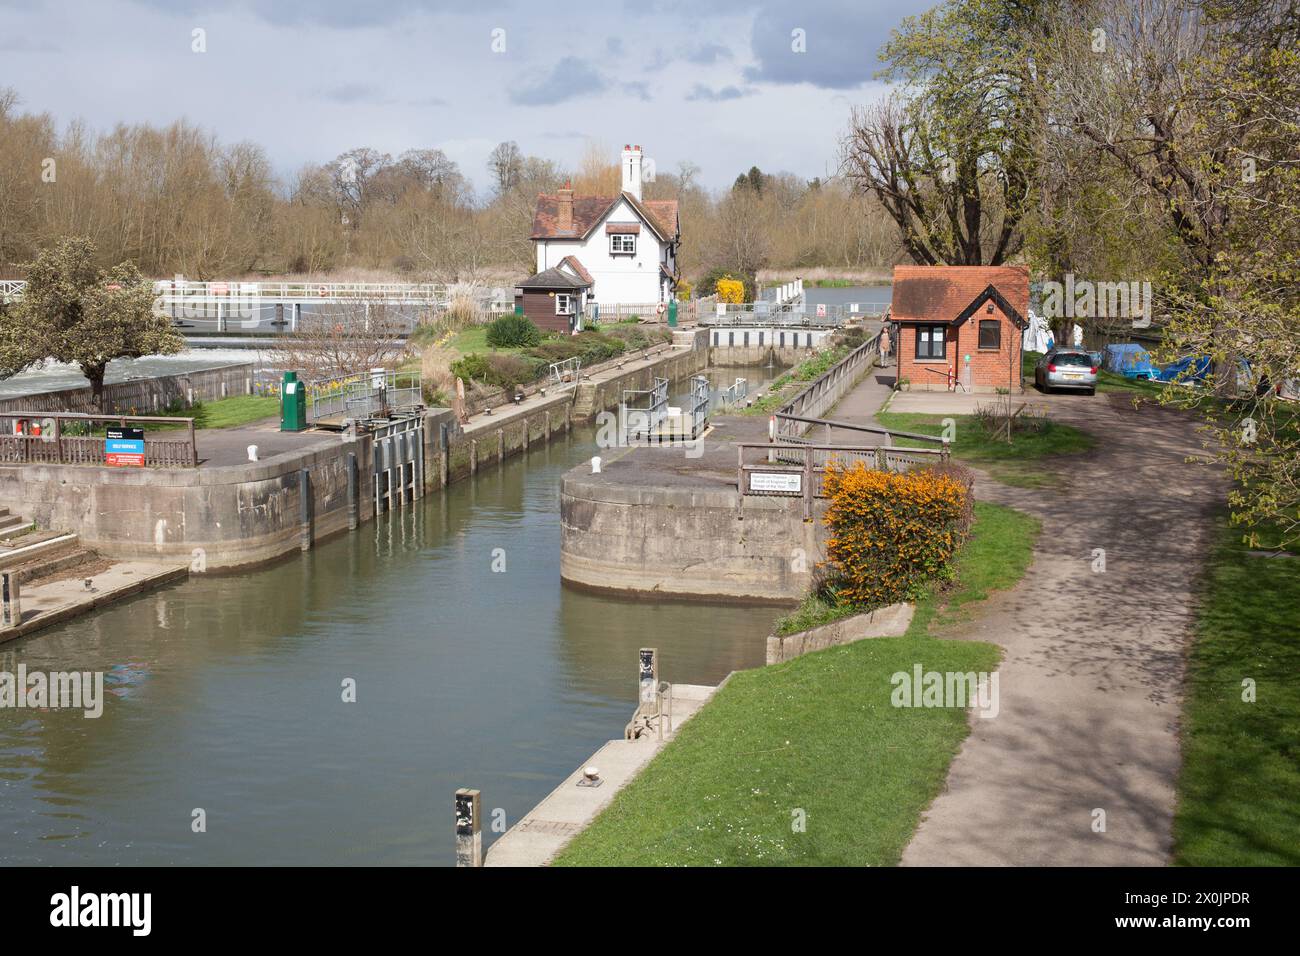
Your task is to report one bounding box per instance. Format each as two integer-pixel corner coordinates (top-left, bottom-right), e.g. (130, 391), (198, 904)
(0, 279), (453, 306)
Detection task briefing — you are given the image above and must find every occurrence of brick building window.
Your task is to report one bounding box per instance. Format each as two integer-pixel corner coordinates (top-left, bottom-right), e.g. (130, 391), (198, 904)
(978, 319), (1001, 349)
(915, 324), (947, 359)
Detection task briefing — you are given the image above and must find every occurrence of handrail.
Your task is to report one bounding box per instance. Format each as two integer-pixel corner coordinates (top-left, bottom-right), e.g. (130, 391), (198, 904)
(773, 412), (948, 446)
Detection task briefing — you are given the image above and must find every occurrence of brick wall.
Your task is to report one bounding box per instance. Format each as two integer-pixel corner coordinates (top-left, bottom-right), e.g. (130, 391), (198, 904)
(896, 304), (1023, 393)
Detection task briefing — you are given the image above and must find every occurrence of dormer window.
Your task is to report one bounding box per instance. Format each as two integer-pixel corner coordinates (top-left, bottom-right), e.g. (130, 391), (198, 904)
(609, 233), (636, 256)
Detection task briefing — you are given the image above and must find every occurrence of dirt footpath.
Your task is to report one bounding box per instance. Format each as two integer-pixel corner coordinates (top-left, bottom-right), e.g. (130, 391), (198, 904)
(900, 393), (1225, 866)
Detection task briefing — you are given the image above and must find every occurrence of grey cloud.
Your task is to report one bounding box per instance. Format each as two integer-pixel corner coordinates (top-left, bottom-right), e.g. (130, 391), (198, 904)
(742, 0), (932, 89)
(511, 57), (608, 106)
(315, 83), (393, 105)
(685, 84), (754, 102)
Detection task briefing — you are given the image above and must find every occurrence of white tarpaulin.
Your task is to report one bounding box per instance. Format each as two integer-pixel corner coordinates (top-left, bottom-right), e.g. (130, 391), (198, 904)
(1023, 310), (1083, 352)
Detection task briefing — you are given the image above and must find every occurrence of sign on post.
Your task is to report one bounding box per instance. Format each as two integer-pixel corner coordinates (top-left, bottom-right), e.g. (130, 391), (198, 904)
(105, 427), (145, 467)
(748, 472), (803, 493)
(816, 303), (827, 318)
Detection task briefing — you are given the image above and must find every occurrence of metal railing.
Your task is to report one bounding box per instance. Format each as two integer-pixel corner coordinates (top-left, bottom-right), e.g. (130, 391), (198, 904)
(0, 412), (197, 468)
(772, 412), (948, 449)
(720, 377), (749, 407)
(687, 375), (710, 437)
(283, 370), (422, 424)
(549, 357), (582, 392)
(620, 377), (669, 442)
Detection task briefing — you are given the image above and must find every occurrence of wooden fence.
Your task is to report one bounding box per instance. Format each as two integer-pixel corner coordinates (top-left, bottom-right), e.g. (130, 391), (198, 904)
(0, 412), (197, 468)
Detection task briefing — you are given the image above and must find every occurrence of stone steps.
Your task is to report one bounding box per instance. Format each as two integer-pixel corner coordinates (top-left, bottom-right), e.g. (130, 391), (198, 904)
(13, 547), (101, 586)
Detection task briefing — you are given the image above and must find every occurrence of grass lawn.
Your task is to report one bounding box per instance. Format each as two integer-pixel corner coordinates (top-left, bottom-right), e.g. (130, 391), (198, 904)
(552, 634), (1000, 867)
(906, 502), (1041, 638)
(150, 395), (280, 430)
(877, 411), (1095, 488)
(1172, 520), (1300, 866)
(556, 500), (1037, 867)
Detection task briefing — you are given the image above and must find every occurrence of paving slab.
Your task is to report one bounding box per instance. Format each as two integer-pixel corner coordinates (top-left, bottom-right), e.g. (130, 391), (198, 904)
(1, 560), (189, 645)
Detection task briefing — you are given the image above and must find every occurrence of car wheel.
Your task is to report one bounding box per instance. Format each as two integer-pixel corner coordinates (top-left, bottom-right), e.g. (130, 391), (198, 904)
(1086, 387), (1096, 396)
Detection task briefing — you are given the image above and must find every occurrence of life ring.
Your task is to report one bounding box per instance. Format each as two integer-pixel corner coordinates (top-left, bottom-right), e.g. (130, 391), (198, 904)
(318, 285), (329, 298)
(656, 303), (666, 315)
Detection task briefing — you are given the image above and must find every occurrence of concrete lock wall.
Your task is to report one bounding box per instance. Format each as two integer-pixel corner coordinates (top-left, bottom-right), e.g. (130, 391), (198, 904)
(560, 471), (830, 602)
(0, 433), (375, 569)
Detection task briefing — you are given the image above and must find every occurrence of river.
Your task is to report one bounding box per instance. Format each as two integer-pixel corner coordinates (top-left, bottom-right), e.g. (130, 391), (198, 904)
(0, 364), (786, 866)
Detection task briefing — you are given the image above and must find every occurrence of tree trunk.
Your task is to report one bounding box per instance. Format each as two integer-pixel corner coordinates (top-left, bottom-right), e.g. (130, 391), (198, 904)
(84, 363), (108, 413)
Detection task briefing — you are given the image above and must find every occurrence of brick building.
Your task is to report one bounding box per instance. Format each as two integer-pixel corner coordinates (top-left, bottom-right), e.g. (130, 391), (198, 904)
(889, 265), (1029, 393)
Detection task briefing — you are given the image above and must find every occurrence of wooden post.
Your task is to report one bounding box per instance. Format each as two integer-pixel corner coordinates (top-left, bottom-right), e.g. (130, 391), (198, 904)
(299, 468), (312, 551)
(54, 415), (63, 464)
(1, 572), (21, 629)
(188, 418), (197, 467)
(497, 428), (504, 464)
(469, 439), (478, 476)
(454, 789), (482, 867)
(803, 450), (814, 519)
(346, 452), (359, 530)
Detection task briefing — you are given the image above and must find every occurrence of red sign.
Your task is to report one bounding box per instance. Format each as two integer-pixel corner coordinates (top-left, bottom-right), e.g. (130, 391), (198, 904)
(106, 452), (145, 467)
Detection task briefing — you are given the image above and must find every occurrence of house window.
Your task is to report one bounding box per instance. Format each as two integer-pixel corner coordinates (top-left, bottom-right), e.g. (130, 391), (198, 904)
(609, 234), (636, 255)
(556, 293), (574, 314)
(978, 319), (1001, 350)
(915, 324), (947, 359)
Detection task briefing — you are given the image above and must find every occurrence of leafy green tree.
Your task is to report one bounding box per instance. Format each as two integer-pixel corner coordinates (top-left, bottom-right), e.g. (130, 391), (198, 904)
(1, 237), (184, 409)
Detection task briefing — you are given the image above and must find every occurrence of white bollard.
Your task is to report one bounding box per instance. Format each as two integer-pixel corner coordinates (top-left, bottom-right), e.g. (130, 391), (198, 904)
(591, 456), (602, 474)
(247, 444), (259, 462)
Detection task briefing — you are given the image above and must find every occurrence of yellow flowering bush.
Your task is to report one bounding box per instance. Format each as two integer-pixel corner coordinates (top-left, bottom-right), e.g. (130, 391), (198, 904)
(821, 460), (973, 608)
(716, 277), (745, 304)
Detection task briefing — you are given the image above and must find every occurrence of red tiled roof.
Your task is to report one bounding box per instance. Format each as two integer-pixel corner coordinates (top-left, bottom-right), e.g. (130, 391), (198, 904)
(531, 192), (679, 240)
(560, 255), (594, 285)
(890, 266), (1029, 324)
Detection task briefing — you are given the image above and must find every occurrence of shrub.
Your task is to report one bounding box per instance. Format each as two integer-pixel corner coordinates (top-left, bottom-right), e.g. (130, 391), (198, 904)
(449, 352), (544, 389)
(449, 352), (491, 383)
(716, 277), (745, 304)
(484, 313), (542, 348)
(698, 267), (757, 301)
(820, 461), (972, 610)
(676, 279), (693, 299)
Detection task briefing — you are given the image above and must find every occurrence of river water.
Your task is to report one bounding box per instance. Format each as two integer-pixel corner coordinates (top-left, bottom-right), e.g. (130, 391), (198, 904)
(0, 365), (786, 866)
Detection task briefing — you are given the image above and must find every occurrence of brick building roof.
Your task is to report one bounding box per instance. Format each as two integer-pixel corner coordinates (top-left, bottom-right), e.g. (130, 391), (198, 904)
(891, 265), (1029, 325)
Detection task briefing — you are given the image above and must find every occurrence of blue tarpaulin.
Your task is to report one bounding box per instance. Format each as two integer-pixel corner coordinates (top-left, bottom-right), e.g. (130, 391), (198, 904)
(1103, 343), (1159, 379)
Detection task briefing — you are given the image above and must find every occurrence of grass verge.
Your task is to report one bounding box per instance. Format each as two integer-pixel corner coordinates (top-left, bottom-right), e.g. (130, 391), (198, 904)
(906, 502), (1040, 638)
(551, 635), (999, 866)
(1172, 520), (1300, 866)
(555, 501), (1038, 867)
(877, 411), (1095, 488)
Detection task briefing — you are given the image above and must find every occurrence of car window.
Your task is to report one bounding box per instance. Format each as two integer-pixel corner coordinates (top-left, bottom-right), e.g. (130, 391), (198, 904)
(1053, 353), (1092, 367)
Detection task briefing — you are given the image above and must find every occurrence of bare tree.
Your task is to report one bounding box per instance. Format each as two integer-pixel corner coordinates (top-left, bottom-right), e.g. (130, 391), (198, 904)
(271, 299), (407, 380)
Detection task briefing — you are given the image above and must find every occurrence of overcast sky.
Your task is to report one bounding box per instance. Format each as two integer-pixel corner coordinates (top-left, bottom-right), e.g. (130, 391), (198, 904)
(0, 0), (932, 198)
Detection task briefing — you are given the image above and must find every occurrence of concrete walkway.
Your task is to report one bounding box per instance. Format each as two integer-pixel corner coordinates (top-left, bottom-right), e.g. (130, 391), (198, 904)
(485, 683), (719, 866)
(888, 390), (1223, 865)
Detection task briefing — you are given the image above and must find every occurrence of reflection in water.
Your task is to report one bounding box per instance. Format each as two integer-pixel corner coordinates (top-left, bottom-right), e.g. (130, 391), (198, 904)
(0, 367), (783, 866)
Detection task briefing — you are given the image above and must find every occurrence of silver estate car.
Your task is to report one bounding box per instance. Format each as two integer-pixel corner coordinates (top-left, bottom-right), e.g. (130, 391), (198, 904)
(1034, 348), (1098, 395)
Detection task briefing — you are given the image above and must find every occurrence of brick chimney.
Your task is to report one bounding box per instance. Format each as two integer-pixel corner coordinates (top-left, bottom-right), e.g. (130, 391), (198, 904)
(557, 180), (573, 233)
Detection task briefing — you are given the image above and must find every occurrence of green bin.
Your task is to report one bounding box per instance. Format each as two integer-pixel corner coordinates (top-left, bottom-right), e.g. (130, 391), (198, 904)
(281, 371), (307, 432)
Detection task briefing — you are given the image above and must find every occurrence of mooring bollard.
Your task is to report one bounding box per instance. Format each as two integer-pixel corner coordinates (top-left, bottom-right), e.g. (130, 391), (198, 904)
(247, 444), (258, 462)
(455, 788), (482, 867)
(591, 456), (601, 474)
